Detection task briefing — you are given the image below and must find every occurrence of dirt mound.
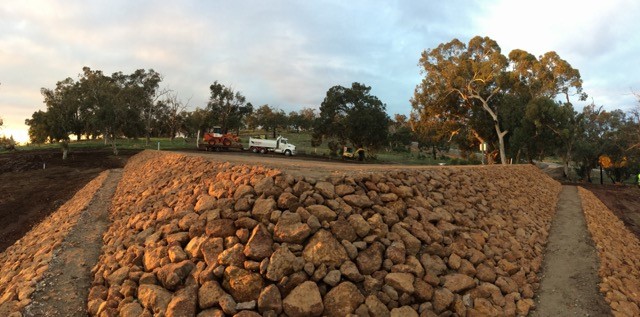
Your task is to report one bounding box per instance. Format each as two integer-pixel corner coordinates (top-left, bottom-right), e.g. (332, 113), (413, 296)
(578, 187), (640, 316)
(86, 151), (560, 316)
(0, 170), (110, 315)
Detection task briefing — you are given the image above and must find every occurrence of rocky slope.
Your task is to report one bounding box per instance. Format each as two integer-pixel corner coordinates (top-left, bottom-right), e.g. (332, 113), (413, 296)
(87, 151), (561, 317)
(0, 170), (110, 316)
(578, 187), (640, 317)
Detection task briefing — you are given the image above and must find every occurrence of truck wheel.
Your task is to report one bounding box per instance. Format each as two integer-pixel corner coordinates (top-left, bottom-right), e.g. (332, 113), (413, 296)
(222, 138), (232, 146)
(251, 147), (257, 153)
(285, 150), (292, 156)
(260, 148), (267, 154)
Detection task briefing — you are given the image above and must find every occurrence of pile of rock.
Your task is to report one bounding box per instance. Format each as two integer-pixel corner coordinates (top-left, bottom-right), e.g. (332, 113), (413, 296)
(578, 187), (640, 316)
(0, 171), (110, 316)
(89, 151), (560, 316)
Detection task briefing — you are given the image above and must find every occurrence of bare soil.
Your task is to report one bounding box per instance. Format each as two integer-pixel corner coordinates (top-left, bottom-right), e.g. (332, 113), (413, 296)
(532, 186), (610, 316)
(578, 183), (640, 240)
(25, 169), (122, 317)
(177, 150), (452, 179)
(0, 149), (138, 252)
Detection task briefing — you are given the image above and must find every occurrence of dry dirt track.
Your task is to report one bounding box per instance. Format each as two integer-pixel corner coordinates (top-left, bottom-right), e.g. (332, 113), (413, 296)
(25, 169), (122, 317)
(531, 186), (610, 316)
(177, 150), (465, 179)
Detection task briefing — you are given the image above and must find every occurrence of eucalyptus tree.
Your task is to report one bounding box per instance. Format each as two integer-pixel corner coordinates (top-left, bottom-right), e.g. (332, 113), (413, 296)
(412, 36), (510, 163)
(413, 36), (586, 165)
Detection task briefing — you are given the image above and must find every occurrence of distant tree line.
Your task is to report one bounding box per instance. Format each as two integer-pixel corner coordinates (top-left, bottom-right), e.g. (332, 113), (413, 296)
(23, 38), (640, 183)
(26, 68), (392, 155)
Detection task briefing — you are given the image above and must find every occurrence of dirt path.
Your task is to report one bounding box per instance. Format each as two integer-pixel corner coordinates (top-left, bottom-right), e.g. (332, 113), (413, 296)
(177, 150), (458, 179)
(24, 169), (123, 317)
(531, 185), (610, 316)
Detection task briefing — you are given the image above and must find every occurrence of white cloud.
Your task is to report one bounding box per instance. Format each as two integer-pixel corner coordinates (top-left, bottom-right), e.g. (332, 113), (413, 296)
(475, 0), (640, 110)
(1, 0), (637, 141)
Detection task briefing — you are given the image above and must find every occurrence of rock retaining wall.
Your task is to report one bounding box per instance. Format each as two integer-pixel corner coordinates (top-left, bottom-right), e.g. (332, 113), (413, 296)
(0, 170), (110, 316)
(89, 151), (561, 316)
(578, 187), (640, 317)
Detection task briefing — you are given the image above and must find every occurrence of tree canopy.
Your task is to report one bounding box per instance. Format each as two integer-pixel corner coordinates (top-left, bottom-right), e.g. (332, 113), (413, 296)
(313, 82), (390, 151)
(412, 36), (585, 165)
(25, 67), (166, 155)
(206, 81), (253, 135)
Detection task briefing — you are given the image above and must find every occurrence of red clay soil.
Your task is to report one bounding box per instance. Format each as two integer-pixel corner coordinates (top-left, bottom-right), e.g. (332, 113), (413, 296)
(579, 183), (640, 240)
(0, 148), (138, 252)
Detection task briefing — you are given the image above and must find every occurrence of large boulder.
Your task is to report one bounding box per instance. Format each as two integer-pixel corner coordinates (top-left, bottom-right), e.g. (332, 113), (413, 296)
(223, 266), (264, 302)
(323, 281), (365, 317)
(302, 229), (349, 267)
(243, 224), (273, 260)
(282, 281), (324, 317)
(138, 284), (172, 314)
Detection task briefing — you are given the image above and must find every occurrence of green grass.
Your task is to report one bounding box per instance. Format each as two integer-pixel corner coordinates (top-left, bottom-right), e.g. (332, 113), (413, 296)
(238, 129), (458, 165)
(2, 130), (474, 166)
(2, 137), (198, 154)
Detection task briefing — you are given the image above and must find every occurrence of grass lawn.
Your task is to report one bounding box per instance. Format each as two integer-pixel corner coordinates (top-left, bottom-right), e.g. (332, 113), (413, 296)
(3, 130), (474, 166)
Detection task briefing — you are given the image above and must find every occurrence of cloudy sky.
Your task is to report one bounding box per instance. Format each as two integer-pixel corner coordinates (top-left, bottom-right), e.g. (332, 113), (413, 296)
(1, 0), (639, 143)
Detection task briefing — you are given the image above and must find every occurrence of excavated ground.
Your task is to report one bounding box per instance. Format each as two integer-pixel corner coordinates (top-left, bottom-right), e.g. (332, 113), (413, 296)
(1, 150), (636, 317)
(0, 170), (111, 316)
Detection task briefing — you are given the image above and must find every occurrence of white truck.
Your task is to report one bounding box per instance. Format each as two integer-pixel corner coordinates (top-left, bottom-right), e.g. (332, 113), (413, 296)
(248, 136), (296, 156)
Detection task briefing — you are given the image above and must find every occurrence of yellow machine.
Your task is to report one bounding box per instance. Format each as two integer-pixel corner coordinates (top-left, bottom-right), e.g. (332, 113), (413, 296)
(342, 146), (365, 161)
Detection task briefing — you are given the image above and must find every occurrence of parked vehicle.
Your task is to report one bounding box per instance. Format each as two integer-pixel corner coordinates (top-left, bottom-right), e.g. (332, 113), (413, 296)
(342, 146), (365, 161)
(197, 126), (243, 151)
(248, 136), (296, 156)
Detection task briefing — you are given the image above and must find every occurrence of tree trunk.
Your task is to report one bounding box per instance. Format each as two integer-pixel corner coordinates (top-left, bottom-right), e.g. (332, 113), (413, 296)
(494, 124), (507, 165)
(599, 164), (603, 185)
(111, 135), (119, 156)
(61, 140), (69, 160)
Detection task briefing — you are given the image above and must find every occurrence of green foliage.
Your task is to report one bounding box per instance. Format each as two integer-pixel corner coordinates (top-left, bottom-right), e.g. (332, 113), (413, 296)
(25, 110), (50, 143)
(249, 105), (288, 138)
(327, 140), (340, 157)
(571, 104), (640, 182)
(413, 35), (586, 166)
(287, 108), (317, 132)
(206, 81), (253, 134)
(313, 82), (390, 151)
(0, 135), (15, 151)
(413, 36), (510, 163)
(182, 107), (211, 138)
(24, 67), (165, 156)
